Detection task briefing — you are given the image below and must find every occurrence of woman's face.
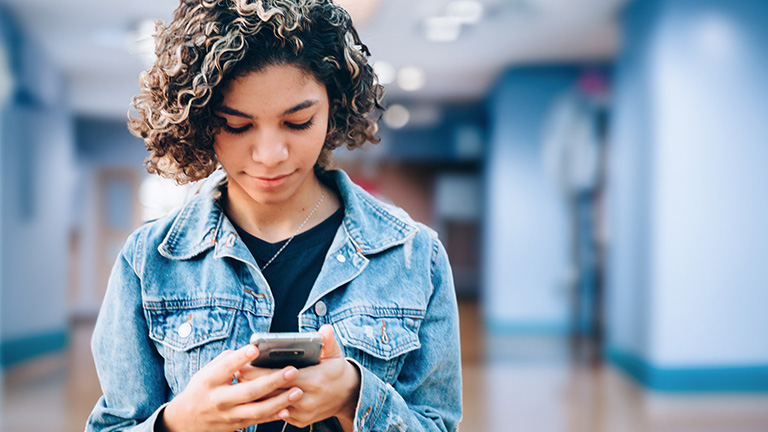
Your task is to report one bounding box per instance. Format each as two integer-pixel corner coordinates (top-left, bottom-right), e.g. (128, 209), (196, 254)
(214, 63), (329, 207)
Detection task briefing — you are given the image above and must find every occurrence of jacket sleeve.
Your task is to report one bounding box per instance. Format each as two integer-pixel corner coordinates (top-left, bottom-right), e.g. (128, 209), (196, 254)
(350, 236), (463, 432)
(86, 229), (170, 431)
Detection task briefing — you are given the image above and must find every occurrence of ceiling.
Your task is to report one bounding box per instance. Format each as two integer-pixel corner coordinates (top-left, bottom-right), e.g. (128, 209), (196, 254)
(0, 0), (628, 119)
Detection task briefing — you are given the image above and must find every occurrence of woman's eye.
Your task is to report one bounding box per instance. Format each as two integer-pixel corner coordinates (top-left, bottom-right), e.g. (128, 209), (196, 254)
(223, 124), (251, 135)
(285, 119), (313, 131)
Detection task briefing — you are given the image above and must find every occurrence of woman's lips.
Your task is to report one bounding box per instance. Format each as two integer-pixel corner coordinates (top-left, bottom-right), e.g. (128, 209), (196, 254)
(247, 171), (293, 188)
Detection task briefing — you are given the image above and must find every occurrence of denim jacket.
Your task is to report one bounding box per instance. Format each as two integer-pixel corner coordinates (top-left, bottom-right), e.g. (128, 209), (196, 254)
(86, 169), (462, 432)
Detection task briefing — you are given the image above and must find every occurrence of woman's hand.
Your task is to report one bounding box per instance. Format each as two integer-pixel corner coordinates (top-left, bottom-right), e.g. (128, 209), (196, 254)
(158, 344), (304, 432)
(235, 325), (361, 431)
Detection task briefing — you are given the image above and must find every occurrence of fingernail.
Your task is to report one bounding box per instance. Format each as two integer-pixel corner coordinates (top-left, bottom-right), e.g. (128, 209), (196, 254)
(288, 388), (303, 401)
(278, 409), (289, 419)
(245, 345), (257, 356)
(283, 367), (298, 380)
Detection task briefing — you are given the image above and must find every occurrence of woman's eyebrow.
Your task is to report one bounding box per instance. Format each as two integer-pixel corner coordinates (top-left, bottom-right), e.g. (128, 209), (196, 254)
(216, 99), (319, 119)
(281, 99), (318, 117)
(217, 105), (252, 119)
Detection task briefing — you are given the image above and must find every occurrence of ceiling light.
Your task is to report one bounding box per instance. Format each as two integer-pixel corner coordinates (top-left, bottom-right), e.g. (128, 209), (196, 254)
(372, 61), (396, 85)
(424, 16), (462, 42)
(397, 66), (426, 91)
(446, 0), (484, 25)
(383, 104), (410, 129)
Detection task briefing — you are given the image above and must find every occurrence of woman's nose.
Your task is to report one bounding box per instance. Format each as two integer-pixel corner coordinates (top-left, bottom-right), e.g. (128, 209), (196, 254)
(251, 129), (289, 167)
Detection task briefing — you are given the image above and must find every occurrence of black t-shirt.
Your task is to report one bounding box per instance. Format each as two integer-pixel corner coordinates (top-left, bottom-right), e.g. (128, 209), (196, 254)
(232, 207), (343, 432)
(232, 206), (344, 332)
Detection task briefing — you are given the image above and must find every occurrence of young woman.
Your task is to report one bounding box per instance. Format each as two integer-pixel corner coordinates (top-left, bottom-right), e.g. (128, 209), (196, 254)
(86, 1), (462, 431)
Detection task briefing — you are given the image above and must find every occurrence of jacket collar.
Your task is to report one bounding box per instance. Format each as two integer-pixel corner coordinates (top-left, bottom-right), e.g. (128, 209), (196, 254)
(158, 168), (418, 260)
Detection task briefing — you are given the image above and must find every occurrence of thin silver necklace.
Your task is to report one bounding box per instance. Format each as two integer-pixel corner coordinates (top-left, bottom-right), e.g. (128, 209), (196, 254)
(260, 188), (325, 271)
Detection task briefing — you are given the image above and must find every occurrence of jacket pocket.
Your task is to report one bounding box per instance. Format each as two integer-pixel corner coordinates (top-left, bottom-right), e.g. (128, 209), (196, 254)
(145, 300), (237, 351)
(144, 298), (239, 392)
(332, 309), (425, 383)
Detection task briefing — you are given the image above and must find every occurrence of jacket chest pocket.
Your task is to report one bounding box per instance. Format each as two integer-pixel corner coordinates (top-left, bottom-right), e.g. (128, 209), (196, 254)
(144, 301), (238, 393)
(332, 311), (424, 384)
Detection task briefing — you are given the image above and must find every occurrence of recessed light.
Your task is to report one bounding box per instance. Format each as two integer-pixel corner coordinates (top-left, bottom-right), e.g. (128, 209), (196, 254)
(397, 66), (426, 91)
(383, 104), (410, 129)
(372, 61), (396, 85)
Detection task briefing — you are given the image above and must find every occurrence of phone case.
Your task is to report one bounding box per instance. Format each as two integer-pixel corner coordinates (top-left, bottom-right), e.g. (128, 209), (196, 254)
(249, 332), (324, 368)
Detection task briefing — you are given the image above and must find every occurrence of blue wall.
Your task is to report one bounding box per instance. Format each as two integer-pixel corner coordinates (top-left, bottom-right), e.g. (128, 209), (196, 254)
(0, 7), (76, 367)
(607, 0), (768, 392)
(483, 67), (580, 333)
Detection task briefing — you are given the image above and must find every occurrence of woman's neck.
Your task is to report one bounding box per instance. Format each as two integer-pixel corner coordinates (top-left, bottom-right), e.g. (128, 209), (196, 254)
(223, 175), (340, 243)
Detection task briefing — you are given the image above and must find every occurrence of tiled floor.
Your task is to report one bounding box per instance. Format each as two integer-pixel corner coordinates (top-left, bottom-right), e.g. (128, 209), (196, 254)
(2, 301), (768, 432)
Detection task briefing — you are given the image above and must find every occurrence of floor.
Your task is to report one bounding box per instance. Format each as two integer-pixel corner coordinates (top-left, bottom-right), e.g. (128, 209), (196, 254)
(2, 301), (768, 432)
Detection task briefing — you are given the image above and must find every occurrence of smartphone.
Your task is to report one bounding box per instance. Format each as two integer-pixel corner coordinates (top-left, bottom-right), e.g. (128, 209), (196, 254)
(249, 332), (324, 368)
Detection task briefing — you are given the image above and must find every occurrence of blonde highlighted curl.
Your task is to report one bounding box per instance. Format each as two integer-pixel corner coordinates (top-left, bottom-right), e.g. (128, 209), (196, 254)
(128, 0), (384, 184)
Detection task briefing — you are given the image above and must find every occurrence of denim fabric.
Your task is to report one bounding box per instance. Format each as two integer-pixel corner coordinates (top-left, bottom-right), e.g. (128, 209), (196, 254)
(86, 169), (462, 432)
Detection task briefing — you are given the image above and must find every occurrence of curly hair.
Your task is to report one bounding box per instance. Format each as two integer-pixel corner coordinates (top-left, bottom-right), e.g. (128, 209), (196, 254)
(128, 0), (384, 184)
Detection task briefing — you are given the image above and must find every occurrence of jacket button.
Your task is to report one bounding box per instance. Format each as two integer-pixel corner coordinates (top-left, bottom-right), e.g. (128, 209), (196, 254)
(336, 254), (346, 263)
(178, 322), (192, 338)
(314, 301), (327, 317)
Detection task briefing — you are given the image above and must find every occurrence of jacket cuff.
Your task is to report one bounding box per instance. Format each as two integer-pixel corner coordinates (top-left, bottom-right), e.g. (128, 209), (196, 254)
(345, 357), (387, 432)
(86, 401), (169, 432)
(147, 402), (170, 432)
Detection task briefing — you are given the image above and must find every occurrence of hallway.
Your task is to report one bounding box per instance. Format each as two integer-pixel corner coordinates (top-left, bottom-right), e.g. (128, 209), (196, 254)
(3, 301), (768, 432)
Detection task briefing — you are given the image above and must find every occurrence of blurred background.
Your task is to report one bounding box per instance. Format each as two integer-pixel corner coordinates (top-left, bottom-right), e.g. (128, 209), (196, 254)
(1, 0), (767, 430)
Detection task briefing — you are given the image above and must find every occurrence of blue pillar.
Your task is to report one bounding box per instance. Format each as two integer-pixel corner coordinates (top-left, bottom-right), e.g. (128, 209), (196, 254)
(606, 0), (768, 392)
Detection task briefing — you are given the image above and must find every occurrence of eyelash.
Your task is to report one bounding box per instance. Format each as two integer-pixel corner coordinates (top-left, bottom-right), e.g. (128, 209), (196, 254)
(223, 124), (250, 135)
(222, 119), (314, 135)
(286, 119), (314, 131)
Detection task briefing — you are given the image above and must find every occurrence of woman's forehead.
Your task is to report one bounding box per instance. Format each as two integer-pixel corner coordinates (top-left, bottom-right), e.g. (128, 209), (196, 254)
(220, 64), (327, 116)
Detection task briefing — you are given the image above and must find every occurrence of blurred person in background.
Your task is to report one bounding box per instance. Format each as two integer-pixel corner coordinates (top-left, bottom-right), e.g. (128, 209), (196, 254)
(85, 0), (462, 431)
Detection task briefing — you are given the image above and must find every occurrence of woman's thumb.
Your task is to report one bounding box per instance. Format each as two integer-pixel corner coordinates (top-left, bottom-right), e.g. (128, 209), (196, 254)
(318, 324), (343, 359)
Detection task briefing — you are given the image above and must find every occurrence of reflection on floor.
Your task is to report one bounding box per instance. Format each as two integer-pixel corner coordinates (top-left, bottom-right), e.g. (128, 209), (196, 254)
(3, 301), (768, 432)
